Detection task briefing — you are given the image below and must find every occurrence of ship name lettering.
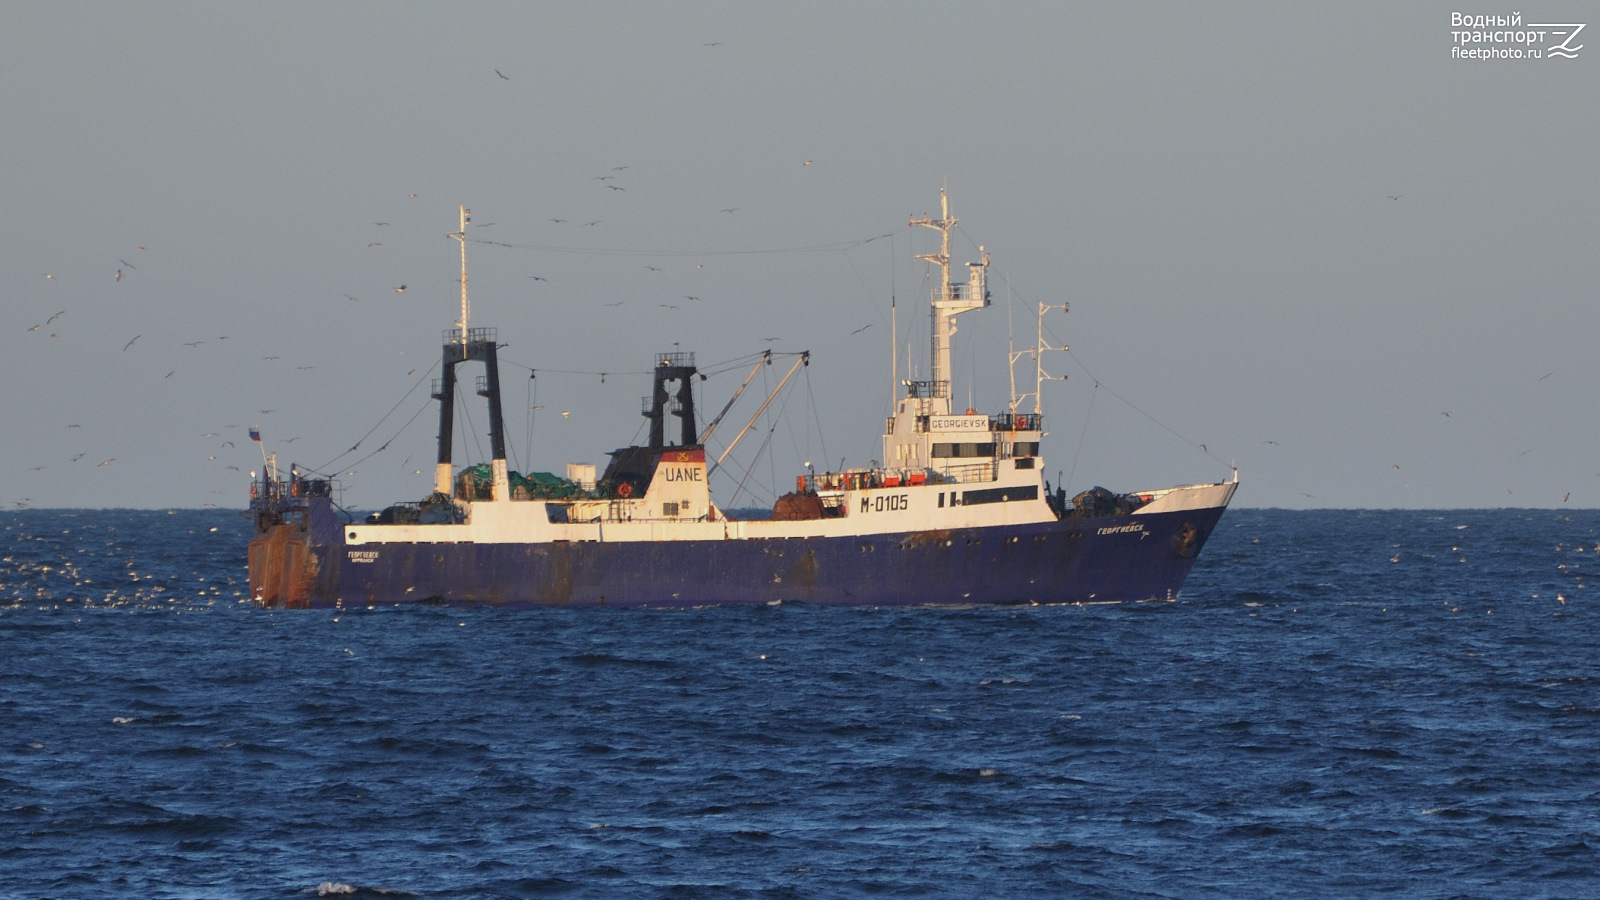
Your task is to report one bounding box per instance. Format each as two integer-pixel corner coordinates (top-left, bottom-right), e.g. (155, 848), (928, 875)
(347, 550), (380, 563)
(663, 466), (703, 482)
(930, 415), (989, 431)
(861, 494), (910, 513)
(1096, 524), (1146, 536)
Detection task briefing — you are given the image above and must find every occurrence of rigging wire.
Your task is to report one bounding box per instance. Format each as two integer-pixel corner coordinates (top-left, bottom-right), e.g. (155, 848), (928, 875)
(303, 394), (436, 481)
(985, 274), (1231, 472)
(803, 365), (831, 476)
(708, 437), (758, 501)
(466, 231), (897, 259)
(840, 243), (887, 325)
(315, 360), (441, 472)
(727, 382), (797, 508)
(889, 230), (897, 414)
(456, 378), (486, 465)
(495, 350), (803, 383)
(520, 371), (539, 473)
(1065, 381), (1098, 495)
(710, 355), (796, 507)
(788, 371), (813, 477)
(1053, 331), (1231, 470)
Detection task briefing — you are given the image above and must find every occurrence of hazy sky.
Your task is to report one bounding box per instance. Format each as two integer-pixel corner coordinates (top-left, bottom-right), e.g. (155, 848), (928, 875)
(3, 3), (1596, 510)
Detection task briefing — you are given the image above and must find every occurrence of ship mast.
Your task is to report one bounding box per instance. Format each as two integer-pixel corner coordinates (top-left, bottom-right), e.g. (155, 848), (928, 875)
(910, 190), (988, 412)
(1008, 300), (1069, 416)
(433, 205), (510, 501)
(454, 206), (470, 345)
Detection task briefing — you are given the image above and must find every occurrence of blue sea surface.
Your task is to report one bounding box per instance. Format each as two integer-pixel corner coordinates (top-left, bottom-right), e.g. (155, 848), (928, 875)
(2, 508), (1598, 898)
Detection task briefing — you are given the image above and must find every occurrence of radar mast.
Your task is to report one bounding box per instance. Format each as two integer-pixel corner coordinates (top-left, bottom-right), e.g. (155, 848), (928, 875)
(910, 190), (989, 413)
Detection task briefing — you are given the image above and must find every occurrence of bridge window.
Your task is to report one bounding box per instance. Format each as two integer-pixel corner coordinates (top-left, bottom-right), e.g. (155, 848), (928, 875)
(931, 442), (996, 458)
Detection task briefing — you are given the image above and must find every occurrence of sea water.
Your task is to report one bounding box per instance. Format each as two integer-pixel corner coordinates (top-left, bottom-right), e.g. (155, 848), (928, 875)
(2, 508), (1597, 898)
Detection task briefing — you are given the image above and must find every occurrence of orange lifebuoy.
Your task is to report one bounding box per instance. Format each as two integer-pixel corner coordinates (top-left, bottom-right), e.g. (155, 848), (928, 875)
(291, 480), (300, 497)
(250, 484), (258, 500)
(617, 482), (633, 498)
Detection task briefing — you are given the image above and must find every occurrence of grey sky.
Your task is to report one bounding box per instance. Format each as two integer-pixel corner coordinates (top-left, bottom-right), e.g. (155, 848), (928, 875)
(2, 3), (1595, 510)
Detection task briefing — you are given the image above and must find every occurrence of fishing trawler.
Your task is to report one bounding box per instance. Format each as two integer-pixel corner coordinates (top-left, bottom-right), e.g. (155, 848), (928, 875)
(248, 195), (1236, 608)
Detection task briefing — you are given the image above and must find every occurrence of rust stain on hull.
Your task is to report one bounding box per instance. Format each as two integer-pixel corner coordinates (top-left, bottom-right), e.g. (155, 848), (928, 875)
(248, 525), (319, 609)
(902, 529), (952, 549)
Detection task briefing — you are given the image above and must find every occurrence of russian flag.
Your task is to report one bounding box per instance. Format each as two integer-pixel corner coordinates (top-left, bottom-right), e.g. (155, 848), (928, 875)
(249, 427), (261, 442)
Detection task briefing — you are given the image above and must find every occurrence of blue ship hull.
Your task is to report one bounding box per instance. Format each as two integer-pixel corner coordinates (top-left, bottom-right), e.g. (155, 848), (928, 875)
(248, 194), (1237, 610)
(249, 495), (1227, 609)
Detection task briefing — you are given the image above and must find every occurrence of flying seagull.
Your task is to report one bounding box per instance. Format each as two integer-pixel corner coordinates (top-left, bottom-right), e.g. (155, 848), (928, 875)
(123, 335), (141, 351)
(495, 68), (509, 80)
(850, 324), (873, 335)
(395, 285), (407, 292)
